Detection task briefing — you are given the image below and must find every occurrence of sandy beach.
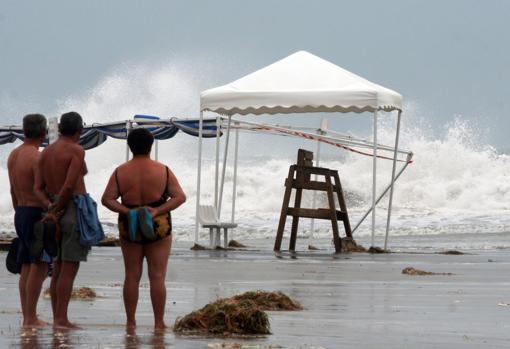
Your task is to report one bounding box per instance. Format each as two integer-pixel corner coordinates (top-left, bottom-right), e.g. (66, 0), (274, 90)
(1, 235), (509, 349)
(2, 1), (510, 348)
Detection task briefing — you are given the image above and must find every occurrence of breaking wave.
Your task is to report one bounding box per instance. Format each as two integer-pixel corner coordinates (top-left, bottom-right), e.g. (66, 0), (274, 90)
(1, 61), (509, 248)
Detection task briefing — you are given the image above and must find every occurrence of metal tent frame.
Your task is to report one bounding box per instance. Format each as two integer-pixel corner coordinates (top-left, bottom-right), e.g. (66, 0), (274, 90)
(195, 110), (411, 250)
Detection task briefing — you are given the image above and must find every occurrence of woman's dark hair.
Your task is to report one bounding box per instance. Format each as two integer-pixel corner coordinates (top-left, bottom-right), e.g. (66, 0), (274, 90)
(128, 128), (154, 156)
(59, 112), (83, 136)
(23, 114), (47, 139)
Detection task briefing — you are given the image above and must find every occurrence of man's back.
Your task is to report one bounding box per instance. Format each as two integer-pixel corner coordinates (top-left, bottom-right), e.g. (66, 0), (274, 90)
(7, 144), (42, 207)
(40, 139), (87, 196)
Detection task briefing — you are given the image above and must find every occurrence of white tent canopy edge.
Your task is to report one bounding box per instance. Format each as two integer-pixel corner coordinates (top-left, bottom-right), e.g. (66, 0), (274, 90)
(196, 50), (405, 250)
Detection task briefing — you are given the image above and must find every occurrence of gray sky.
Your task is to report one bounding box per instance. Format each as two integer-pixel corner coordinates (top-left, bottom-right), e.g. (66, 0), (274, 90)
(1, 0), (509, 149)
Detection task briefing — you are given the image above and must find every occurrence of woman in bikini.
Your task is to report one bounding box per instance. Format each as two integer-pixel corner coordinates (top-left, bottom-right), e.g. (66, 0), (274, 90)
(101, 128), (186, 330)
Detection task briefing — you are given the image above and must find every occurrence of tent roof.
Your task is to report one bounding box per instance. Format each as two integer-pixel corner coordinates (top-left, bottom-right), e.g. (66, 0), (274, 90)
(200, 51), (402, 116)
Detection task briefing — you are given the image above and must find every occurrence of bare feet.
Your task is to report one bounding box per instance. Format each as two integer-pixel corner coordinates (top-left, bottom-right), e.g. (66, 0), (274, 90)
(154, 322), (168, 332)
(23, 318), (49, 328)
(53, 321), (82, 330)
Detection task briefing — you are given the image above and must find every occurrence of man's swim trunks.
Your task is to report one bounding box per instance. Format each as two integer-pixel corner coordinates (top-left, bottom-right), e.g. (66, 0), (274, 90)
(14, 207), (51, 264)
(53, 196), (90, 262)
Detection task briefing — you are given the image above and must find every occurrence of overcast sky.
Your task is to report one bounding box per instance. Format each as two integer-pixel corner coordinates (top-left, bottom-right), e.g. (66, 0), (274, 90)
(1, 0), (509, 149)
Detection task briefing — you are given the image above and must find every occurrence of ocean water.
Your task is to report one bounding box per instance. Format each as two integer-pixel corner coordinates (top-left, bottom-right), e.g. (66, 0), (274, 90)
(1, 61), (509, 250)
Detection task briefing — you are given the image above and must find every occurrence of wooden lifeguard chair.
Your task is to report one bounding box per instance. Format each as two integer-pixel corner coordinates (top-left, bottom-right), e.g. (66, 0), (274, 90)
(274, 149), (352, 253)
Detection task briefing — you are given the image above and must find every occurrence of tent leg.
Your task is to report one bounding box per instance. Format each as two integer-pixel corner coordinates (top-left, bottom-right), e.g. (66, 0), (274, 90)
(218, 116), (232, 217)
(352, 160), (410, 234)
(371, 111), (378, 247)
(195, 112), (204, 244)
(215, 228), (221, 247)
(231, 124), (239, 241)
(310, 118), (325, 242)
(155, 140), (159, 161)
(214, 116), (221, 211)
(384, 110), (402, 250)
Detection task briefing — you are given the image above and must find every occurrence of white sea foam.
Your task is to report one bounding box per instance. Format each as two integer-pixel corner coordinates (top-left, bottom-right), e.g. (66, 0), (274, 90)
(1, 61), (509, 249)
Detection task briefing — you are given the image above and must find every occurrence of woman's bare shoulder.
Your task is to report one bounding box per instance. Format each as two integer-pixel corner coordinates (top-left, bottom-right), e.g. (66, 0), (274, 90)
(152, 160), (170, 170)
(117, 159), (165, 174)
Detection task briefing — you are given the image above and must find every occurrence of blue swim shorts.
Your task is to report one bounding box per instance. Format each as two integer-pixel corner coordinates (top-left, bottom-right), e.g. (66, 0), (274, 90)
(14, 207), (51, 264)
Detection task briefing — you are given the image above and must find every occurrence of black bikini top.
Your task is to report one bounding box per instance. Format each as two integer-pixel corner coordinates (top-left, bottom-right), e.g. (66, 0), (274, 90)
(115, 166), (170, 208)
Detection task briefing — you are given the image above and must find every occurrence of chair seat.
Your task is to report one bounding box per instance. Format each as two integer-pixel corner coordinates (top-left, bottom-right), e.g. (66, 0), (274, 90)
(198, 205), (238, 248)
(202, 223), (238, 229)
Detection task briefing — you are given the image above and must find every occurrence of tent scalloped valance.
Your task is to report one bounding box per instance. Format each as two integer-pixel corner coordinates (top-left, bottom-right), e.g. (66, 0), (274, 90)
(202, 105), (398, 116)
(200, 51), (402, 116)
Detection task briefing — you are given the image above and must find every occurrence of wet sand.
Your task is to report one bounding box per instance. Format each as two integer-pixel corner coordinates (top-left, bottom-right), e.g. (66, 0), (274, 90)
(1, 239), (509, 348)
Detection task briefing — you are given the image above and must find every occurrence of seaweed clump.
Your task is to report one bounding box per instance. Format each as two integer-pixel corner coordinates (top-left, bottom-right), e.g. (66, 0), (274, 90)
(228, 240), (247, 248)
(43, 286), (98, 300)
(190, 243), (208, 251)
(71, 287), (97, 299)
(233, 291), (302, 311)
(402, 267), (453, 276)
(174, 298), (270, 335)
(174, 291), (302, 336)
(402, 267), (434, 275)
(368, 246), (390, 254)
(341, 238), (367, 253)
(438, 250), (464, 255)
(98, 236), (120, 247)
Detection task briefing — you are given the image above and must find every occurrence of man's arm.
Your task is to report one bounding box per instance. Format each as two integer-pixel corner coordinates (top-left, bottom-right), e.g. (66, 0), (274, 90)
(34, 154), (51, 209)
(54, 147), (85, 212)
(10, 187), (18, 209)
(7, 154), (18, 209)
(151, 168), (186, 217)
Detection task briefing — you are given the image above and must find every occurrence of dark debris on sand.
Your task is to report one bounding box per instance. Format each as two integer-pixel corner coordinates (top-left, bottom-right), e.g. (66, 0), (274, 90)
(173, 291), (302, 336)
(43, 286), (98, 300)
(437, 250), (465, 255)
(402, 267), (454, 276)
(228, 240), (247, 248)
(232, 291), (302, 311)
(368, 246), (390, 254)
(341, 238), (367, 253)
(190, 241), (249, 251)
(98, 237), (120, 247)
(71, 287), (98, 299)
(308, 237), (367, 252)
(190, 243), (208, 251)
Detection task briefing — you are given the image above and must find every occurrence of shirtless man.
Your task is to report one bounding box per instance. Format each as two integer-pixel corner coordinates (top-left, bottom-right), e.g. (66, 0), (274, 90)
(7, 114), (51, 328)
(34, 111), (89, 330)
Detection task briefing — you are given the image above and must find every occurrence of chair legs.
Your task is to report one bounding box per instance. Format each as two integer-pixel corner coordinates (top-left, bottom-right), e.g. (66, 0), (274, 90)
(223, 228), (228, 248)
(208, 227), (232, 248)
(215, 228), (221, 247)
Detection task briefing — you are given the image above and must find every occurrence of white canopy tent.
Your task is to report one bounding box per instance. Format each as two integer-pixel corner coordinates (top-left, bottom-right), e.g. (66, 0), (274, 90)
(197, 51), (406, 250)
